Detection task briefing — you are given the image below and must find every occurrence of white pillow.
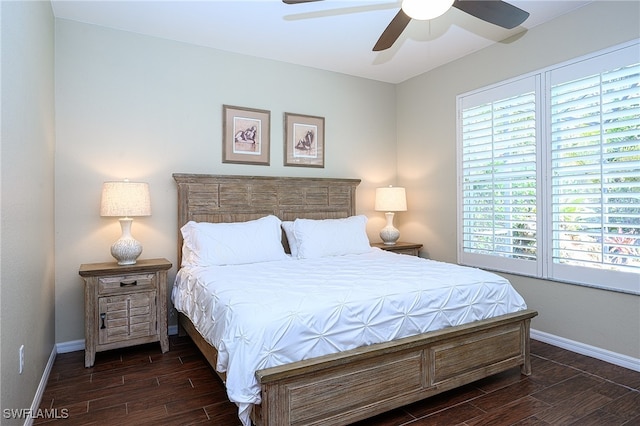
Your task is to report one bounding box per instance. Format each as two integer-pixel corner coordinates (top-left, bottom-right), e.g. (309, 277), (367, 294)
(181, 215), (288, 266)
(293, 215), (371, 259)
(281, 221), (298, 258)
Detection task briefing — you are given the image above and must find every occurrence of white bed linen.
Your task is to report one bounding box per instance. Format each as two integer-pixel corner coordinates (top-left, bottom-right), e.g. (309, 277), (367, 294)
(171, 248), (527, 425)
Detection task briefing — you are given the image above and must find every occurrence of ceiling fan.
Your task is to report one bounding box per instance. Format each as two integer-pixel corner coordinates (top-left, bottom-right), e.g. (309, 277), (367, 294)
(282, 0), (530, 51)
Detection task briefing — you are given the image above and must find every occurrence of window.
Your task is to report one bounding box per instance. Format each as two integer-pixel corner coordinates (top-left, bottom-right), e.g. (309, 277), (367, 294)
(457, 41), (639, 295)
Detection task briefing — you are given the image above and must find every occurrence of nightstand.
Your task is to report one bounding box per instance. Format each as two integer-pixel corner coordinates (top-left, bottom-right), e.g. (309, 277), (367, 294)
(79, 258), (172, 367)
(371, 241), (423, 257)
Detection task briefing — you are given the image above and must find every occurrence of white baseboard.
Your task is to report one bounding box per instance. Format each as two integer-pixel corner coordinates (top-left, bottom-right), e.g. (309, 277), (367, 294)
(55, 339), (85, 354)
(52, 329), (640, 371)
(531, 328), (640, 372)
(24, 345), (57, 426)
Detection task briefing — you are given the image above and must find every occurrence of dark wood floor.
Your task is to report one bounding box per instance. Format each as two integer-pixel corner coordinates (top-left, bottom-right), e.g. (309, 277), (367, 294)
(35, 335), (640, 425)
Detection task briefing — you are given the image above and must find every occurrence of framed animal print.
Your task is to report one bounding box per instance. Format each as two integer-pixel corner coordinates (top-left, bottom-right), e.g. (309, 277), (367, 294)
(284, 112), (325, 168)
(223, 105), (270, 165)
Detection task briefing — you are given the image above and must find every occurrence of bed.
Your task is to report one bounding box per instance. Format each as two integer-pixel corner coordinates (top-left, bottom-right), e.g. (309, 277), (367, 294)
(171, 173), (538, 426)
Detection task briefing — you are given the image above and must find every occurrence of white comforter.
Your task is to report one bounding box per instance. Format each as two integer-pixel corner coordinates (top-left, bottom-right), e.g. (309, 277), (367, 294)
(171, 249), (527, 425)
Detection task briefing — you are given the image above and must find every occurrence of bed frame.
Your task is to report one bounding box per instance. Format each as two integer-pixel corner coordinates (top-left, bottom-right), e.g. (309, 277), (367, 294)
(173, 173), (538, 426)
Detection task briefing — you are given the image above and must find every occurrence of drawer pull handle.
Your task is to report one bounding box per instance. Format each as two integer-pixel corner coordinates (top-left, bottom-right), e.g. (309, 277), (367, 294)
(100, 313), (106, 329)
(120, 280), (137, 287)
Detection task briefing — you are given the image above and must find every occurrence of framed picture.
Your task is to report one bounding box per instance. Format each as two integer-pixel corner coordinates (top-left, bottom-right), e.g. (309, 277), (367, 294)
(223, 105), (270, 165)
(284, 112), (325, 168)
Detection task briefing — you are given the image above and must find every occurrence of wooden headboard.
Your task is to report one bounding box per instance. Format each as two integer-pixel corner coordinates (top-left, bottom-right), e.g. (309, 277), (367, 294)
(173, 173), (361, 265)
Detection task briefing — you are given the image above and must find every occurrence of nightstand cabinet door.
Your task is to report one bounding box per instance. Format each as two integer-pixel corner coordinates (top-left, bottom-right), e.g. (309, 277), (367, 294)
(97, 291), (157, 345)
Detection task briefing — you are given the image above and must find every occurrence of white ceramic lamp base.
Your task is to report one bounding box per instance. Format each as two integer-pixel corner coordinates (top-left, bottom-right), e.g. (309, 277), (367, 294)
(111, 217), (143, 265)
(379, 212), (400, 245)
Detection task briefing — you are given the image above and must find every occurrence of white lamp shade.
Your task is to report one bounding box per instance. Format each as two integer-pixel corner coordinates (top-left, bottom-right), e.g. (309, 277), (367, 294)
(100, 181), (151, 217)
(401, 0), (455, 20)
(375, 186), (407, 212)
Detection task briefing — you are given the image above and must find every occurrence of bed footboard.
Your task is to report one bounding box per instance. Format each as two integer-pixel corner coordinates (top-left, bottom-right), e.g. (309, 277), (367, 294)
(254, 309), (537, 426)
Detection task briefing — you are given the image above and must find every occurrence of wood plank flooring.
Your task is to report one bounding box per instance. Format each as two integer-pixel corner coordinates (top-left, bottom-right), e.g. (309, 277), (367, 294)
(35, 336), (640, 425)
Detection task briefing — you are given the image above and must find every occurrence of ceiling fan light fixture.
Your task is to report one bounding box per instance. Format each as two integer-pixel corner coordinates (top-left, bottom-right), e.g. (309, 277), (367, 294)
(401, 0), (455, 20)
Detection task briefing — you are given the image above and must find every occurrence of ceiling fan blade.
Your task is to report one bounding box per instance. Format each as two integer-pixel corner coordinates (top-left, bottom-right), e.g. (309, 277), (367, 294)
(453, 0), (529, 29)
(373, 9), (411, 51)
(282, 0), (324, 4)
(284, 2), (399, 21)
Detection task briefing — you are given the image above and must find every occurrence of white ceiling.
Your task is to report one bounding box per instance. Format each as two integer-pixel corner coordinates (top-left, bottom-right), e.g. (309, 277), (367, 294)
(50, 0), (593, 84)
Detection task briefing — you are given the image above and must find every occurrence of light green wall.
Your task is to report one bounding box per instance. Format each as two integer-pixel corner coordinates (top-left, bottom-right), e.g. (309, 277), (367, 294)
(1, 0), (56, 421)
(54, 19), (398, 343)
(397, 1), (640, 359)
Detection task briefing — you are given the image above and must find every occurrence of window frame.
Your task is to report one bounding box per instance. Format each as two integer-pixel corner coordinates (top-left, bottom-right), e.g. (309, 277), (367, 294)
(456, 40), (640, 295)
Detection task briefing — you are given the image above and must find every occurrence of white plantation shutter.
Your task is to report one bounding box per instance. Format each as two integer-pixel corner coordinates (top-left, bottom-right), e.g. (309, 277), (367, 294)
(459, 77), (539, 275)
(458, 41), (640, 294)
(549, 47), (640, 291)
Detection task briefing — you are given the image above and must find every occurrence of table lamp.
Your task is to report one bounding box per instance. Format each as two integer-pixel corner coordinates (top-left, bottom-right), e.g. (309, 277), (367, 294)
(100, 180), (151, 265)
(374, 186), (407, 245)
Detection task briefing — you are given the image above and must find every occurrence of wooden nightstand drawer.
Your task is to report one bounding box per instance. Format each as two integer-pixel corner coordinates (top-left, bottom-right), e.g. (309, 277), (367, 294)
(388, 248), (421, 256)
(371, 242), (423, 257)
(98, 273), (155, 294)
